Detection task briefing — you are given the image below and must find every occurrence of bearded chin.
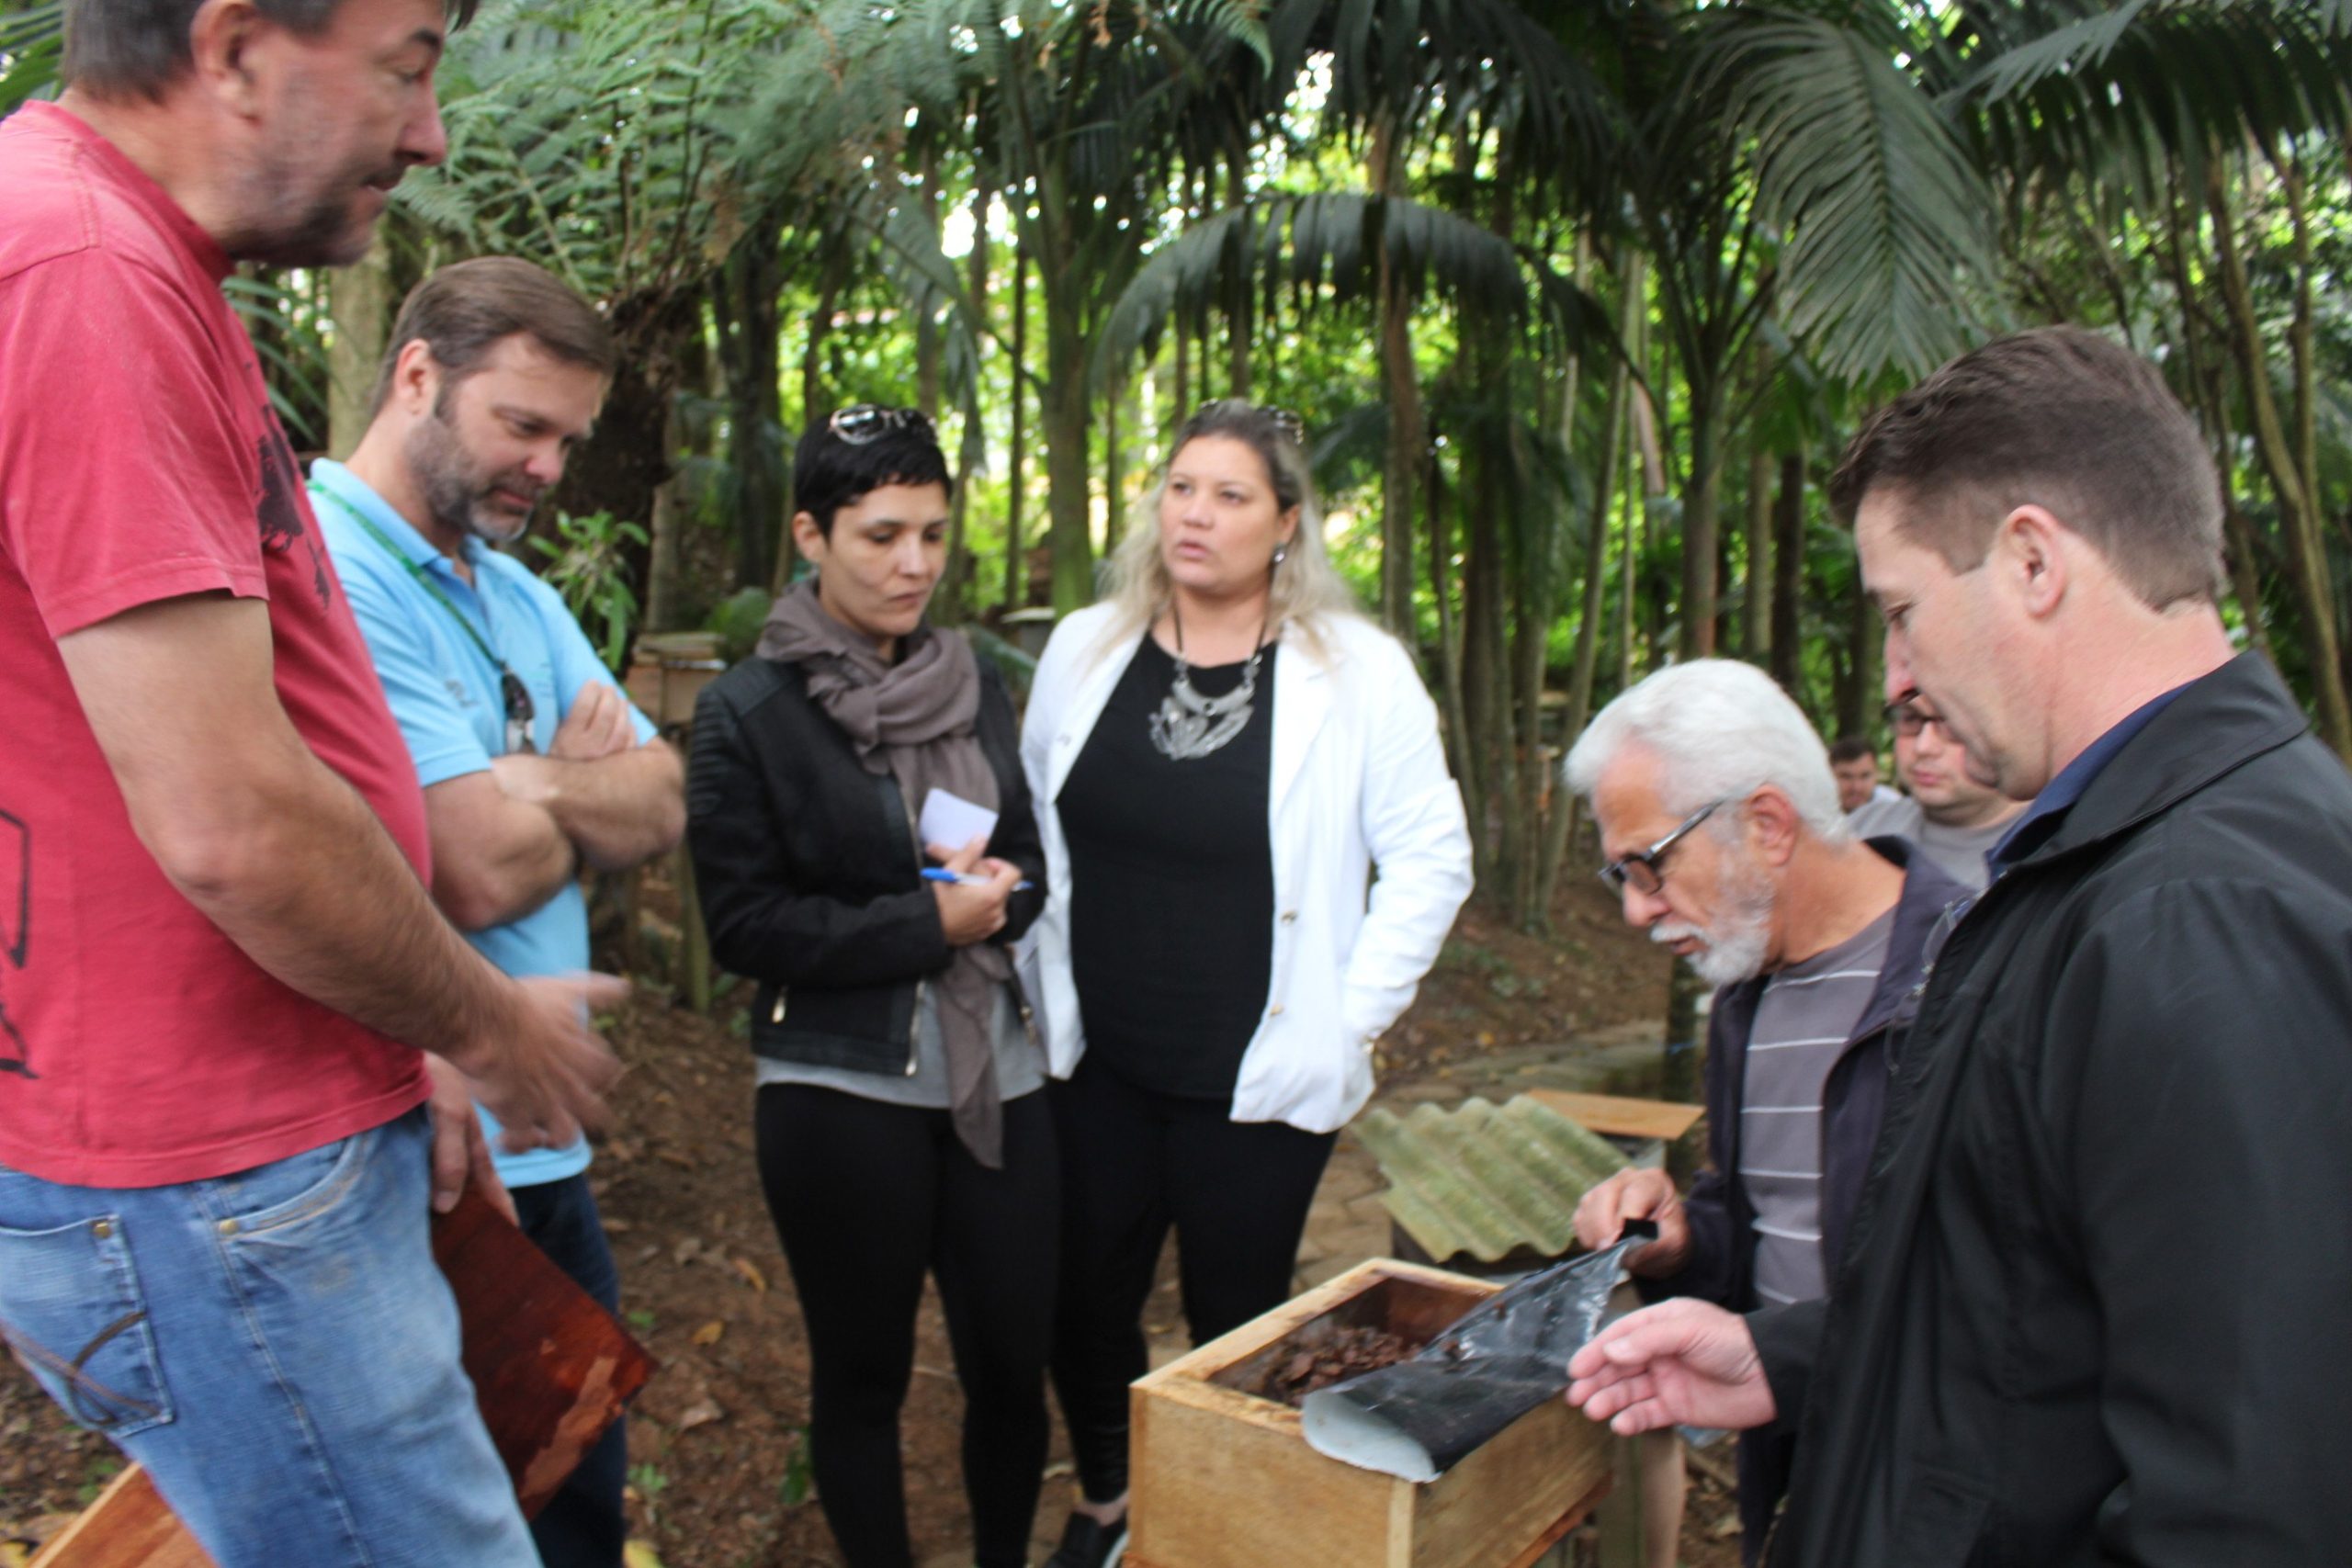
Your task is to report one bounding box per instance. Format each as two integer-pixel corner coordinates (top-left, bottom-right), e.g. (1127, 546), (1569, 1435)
(469, 502), (533, 547)
(1651, 865), (1777, 987)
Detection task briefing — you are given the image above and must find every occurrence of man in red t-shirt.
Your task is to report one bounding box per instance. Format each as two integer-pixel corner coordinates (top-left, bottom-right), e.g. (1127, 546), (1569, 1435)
(0, 5), (618, 1564)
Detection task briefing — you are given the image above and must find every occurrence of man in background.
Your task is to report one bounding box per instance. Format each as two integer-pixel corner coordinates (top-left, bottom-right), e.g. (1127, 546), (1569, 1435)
(1826, 736), (1894, 813)
(315, 255), (684, 1567)
(1844, 692), (2024, 891)
(0, 3), (619, 1564)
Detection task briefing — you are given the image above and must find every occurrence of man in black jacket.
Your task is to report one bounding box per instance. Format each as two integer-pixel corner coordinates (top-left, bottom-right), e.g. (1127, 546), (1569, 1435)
(1568, 326), (2352, 1565)
(1564, 658), (1966, 1562)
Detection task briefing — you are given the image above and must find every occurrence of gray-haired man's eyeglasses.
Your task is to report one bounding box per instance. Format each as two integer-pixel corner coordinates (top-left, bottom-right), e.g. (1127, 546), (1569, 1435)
(1597, 801), (1724, 896)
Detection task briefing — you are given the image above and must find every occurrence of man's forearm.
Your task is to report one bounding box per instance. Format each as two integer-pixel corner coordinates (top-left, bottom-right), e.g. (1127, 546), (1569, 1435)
(492, 741), (684, 871)
(180, 744), (523, 1073)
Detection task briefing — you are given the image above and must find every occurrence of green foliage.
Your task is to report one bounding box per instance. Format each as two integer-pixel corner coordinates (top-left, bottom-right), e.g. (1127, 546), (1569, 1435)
(0, 2), (62, 115)
(777, 1425), (816, 1508)
(707, 585), (774, 665)
(532, 510), (650, 668)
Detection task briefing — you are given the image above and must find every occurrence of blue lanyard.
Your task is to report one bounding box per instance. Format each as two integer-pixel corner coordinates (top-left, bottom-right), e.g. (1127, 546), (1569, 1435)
(311, 483), (538, 754)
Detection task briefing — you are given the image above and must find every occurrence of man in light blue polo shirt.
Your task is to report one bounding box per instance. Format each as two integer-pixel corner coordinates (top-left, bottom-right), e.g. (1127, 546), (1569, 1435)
(313, 257), (684, 1568)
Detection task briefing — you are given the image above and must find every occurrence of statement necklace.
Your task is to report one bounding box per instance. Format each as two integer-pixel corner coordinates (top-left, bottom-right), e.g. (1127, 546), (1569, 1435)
(1148, 603), (1269, 761)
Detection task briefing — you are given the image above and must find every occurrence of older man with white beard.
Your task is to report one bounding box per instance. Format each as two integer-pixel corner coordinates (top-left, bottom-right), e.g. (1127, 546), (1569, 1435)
(1563, 659), (1967, 1562)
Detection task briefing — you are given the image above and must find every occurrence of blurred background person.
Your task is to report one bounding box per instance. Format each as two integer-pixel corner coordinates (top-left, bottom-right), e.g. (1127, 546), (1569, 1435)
(1020, 400), (1472, 1568)
(1827, 734), (1896, 813)
(1844, 691), (2026, 891)
(688, 405), (1053, 1568)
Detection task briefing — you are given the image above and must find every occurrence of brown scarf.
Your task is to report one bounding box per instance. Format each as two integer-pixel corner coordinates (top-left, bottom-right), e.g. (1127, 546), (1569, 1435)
(757, 581), (1012, 1167)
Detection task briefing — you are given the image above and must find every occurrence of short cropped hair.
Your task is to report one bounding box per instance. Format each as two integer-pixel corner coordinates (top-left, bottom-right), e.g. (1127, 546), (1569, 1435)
(64, 0), (480, 103)
(1827, 736), (1876, 766)
(1566, 660), (1849, 840)
(793, 413), (951, 538)
(370, 258), (614, 417)
(1827, 326), (2223, 610)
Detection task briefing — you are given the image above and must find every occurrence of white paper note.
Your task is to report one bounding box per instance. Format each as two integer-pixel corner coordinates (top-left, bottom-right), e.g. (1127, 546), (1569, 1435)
(919, 787), (1000, 854)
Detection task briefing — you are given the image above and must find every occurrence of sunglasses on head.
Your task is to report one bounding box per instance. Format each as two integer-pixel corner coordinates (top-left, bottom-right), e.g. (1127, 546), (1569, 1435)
(829, 404), (936, 446)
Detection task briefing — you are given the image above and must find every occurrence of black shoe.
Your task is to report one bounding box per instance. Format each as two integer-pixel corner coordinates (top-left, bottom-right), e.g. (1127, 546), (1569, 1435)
(1044, 1510), (1127, 1568)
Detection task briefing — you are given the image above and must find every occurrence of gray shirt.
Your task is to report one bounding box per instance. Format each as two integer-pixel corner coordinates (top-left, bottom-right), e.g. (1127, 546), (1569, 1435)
(755, 984), (1044, 1107)
(1740, 908), (1895, 1307)
(1847, 794), (2010, 892)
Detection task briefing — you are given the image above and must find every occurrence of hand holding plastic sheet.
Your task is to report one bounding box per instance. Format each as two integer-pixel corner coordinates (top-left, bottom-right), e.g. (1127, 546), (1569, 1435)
(1300, 1224), (1654, 1481)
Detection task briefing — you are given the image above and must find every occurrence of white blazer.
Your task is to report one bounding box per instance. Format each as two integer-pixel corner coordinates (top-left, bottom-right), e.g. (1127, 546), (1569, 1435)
(1020, 603), (1474, 1133)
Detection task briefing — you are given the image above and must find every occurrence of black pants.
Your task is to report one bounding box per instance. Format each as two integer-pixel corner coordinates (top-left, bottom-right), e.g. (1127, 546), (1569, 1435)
(510, 1172), (628, 1568)
(1047, 1055), (1336, 1503)
(757, 1084), (1058, 1568)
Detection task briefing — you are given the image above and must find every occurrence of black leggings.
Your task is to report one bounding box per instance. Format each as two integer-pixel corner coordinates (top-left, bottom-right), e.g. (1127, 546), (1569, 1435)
(757, 1084), (1058, 1568)
(1047, 1055), (1336, 1503)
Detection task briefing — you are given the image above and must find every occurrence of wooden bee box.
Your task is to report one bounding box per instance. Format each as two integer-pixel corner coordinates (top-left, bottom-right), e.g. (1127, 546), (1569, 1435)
(1126, 1258), (1611, 1568)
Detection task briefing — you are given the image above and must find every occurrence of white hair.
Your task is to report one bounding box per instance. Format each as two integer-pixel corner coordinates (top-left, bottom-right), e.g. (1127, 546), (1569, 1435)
(1564, 660), (1849, 840)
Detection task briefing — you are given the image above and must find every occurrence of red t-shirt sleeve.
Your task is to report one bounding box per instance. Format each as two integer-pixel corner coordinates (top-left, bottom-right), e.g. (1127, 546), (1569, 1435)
(0, 249), (269, 637)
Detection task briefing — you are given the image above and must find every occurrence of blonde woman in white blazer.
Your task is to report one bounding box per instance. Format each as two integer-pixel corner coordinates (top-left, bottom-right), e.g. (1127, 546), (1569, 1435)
(1021, 401), (1472, 1568)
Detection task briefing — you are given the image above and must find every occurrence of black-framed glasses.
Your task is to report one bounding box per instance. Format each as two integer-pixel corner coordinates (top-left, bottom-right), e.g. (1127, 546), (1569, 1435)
(1883, 693), (1951, 741)
(1597, 801), (1723, 897)
(829, 404), (935, 446)
(500, 670), (538, 756)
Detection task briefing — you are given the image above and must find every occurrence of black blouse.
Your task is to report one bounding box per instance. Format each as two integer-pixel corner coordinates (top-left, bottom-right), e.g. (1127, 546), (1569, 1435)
(1057, 636), (1277, 1100)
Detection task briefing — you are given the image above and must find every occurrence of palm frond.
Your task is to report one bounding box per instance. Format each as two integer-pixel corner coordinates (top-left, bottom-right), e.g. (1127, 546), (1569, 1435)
(1705, 11), (1997, 379)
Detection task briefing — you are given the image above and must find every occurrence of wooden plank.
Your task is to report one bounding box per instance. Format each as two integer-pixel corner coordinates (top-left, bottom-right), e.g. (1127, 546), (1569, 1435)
(1523, 1089), (1704, 1144)
(1498, 1476), (1613, 1568)
(33, 1185), (650, 1566)
(26, 1472), (209, 1568)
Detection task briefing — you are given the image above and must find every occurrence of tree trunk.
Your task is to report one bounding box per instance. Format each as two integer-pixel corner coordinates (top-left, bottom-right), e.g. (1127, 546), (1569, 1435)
(1039, 265), (1095, 614)
(2207, 154), (2352, 757)
(943, 186), (991, 620)
(1678, 385), (1723, 661)
(1373, 116), (1420, 635)
(1004, 231), (1029, 610)
(1428, 446), (1476, 825)
(1770, 451), (1804, 694)
(783, 242), (849, 593)
(716, 229), (784, 592)
(1104, 362), (1126, 552)
(1546, 249), (1639, 923)
(547, 288), (695, 613)
(327, 237), (396, 458)
(1743, 445), (1772, 665)
(1227, 150), (1253, 398)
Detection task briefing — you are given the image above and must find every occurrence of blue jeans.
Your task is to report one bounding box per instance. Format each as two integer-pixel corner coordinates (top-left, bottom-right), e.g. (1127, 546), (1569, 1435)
(510, 1172), (626, 1568)
(0, 1108), (538, 1567)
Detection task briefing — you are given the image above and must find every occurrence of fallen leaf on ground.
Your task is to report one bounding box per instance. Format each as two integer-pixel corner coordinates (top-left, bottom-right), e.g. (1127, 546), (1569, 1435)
(732, 1257), (768, 1293)
(677, 1398), (725, 1432)
(692, 1320), (726, 1347)
(623, 1541), (666, 1568)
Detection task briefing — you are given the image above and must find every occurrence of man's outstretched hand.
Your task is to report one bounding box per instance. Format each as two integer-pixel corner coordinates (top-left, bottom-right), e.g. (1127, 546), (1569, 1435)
(1566, 1298), (1778, 1435)
(459, 972), (629, 1154)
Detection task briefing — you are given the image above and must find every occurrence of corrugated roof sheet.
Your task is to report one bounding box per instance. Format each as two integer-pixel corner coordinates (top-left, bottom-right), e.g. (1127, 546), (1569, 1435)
(1355, 1095), (1630, 1264)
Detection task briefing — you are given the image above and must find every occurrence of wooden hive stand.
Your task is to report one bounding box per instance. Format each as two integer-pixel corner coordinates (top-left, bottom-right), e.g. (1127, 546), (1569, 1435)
(1126, 1258), (1611, 1568)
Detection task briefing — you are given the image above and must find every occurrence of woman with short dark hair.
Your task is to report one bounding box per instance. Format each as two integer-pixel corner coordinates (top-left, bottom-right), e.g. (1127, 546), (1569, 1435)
(688, 406), (1055, 1568)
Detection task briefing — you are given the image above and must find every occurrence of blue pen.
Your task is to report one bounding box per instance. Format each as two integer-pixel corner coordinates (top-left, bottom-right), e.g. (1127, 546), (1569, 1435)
(922, 867), (1035, 892)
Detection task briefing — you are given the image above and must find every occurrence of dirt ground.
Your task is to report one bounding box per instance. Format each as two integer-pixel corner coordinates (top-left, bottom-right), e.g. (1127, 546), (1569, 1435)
(0, 875), (1745, 1567)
